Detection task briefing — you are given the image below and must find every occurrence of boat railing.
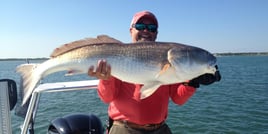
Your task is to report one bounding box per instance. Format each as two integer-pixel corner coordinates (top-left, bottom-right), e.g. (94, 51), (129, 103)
(20, 80), (99, 134)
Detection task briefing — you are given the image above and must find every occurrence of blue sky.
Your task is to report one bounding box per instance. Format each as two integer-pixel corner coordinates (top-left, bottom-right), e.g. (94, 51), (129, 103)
(1, 0), (267, 58)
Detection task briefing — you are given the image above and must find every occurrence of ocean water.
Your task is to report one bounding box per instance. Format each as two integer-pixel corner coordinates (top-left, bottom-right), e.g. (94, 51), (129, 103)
(0, 56), (267, 134)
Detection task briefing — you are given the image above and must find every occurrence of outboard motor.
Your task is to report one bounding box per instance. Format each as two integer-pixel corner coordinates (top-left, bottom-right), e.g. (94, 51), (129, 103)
(48, 113), (103, 134)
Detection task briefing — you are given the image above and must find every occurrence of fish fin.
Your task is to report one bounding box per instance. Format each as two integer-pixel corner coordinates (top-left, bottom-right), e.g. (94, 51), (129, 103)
(16, 64), (42, 105)
(140, 83), (161, 99)
(50, 35), (123, 57)
(65, 70), (84, 76)
(155, 63), (171, 78)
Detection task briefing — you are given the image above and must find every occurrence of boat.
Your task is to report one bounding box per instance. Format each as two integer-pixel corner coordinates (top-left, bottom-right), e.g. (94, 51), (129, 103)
(0, 79), (104, 134)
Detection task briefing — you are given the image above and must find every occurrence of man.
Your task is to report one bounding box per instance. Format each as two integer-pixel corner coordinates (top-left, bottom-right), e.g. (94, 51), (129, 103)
(88, 11), (221, 134)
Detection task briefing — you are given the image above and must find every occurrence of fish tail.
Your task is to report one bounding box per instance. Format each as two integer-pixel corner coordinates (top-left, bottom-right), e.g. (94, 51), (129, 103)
(16, 63), (42, 105)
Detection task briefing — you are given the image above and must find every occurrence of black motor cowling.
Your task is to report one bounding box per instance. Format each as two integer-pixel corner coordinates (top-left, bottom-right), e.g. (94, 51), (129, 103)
(48, 113), (103, 134)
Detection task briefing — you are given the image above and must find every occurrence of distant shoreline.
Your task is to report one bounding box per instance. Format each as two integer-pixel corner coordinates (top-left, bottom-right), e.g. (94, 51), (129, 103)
(214, 52), (268, 56)
(0, 52), (268, 61)
(0, 58), (49, 61)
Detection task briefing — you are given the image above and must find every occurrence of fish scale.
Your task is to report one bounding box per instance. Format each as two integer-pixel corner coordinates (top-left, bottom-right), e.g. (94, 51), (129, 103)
(16, 35), (217, 105)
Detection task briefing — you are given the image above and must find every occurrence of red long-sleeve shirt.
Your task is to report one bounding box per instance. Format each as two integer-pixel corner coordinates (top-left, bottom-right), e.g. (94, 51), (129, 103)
(97, 76), (196, 125)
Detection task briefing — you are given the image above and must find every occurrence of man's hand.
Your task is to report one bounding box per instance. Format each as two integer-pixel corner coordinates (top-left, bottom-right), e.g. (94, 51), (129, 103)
(88, 59), (111, 80)
(187, 65), (221, 88)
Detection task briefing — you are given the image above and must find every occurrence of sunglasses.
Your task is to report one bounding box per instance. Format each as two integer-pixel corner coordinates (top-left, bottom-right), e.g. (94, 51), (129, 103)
(133, 23), (157, 33)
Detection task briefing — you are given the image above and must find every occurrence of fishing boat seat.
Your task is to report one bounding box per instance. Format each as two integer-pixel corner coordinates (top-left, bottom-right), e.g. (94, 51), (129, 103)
(47, 113), (103, 134)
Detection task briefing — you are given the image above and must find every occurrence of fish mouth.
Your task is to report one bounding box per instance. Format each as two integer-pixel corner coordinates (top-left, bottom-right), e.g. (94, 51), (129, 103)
(207, 59), (218, 74)
(205, 52), (217, 66)
(208, 58), (217, 66)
